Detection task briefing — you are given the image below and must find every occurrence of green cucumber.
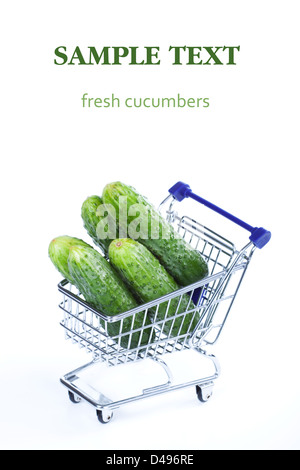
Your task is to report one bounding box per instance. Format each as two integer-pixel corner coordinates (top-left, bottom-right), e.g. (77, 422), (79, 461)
(67, 244), (151, 349)
(109, 238), (199, 338)
(81, 195), (116, 255)
(102, 182), (208, 286)
(48, 235), (92, 283)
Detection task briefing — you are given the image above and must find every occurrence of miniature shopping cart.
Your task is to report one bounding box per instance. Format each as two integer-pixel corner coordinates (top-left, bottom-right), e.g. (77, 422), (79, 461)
(57, 181), (271, 423)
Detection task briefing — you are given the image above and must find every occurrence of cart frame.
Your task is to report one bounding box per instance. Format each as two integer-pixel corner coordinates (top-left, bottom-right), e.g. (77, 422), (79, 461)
(57, 181), (271, 423)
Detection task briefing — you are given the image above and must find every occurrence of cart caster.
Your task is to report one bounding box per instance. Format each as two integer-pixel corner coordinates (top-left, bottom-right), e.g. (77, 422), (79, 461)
(96, 409), (114, 424)
(196, 383), (214, 403)
(68, 391), (81, 404)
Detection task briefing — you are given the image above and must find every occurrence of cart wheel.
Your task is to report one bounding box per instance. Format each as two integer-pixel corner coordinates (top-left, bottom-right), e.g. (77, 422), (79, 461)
(68, 391), (81, 404)
(96, 409), (114, 424)
(196, 384), (213, 403)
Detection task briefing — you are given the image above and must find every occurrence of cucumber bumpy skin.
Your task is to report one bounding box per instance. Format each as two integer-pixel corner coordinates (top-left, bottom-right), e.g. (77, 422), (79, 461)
(102, 181), (209, 287)
(109, 238), (199, 338)
(81, 195), (116, 255)
(67, 244), (151, 349)
(48, 235), (92, 284)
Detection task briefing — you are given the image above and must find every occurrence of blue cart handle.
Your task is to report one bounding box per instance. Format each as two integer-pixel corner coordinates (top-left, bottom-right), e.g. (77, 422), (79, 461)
(168, 181), (271, 249)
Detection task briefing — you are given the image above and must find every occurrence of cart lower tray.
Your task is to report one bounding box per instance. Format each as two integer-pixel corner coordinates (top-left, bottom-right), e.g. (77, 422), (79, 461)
(60, 348), (220, 423)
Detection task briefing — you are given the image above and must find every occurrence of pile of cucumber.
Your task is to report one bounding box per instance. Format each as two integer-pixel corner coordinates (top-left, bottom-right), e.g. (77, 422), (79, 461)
(49, 182), (208, 349)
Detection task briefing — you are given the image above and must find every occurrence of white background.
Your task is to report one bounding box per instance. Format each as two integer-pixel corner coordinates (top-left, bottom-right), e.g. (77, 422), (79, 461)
(1, 0), (299, 450)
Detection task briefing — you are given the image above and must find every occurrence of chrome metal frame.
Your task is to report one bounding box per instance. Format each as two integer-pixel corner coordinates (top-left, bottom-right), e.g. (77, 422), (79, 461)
(58, 194), (256, 422)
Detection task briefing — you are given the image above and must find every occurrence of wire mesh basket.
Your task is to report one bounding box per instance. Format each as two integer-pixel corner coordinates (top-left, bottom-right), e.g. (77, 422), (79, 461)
(57, 181), (271, 423)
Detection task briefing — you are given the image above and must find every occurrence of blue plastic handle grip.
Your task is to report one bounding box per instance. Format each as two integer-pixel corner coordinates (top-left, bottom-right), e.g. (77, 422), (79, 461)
(168, 181), (271, 249)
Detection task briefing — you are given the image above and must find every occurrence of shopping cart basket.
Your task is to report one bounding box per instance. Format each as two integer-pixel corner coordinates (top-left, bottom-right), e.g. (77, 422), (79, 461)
(57, 181), (271, 423)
